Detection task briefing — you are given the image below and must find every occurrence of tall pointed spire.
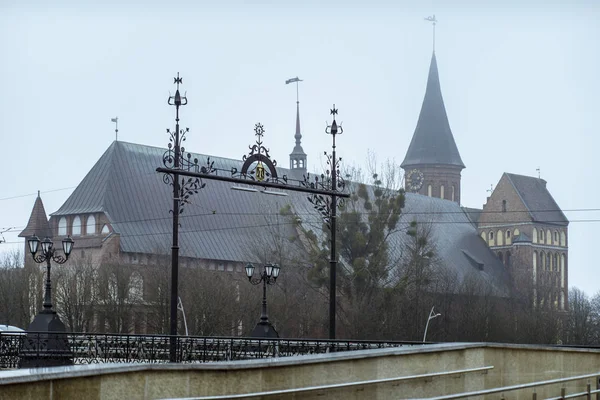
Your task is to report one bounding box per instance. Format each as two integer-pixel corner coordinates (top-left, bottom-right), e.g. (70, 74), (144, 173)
(287, 77), (307, 174)
(19, 191), (52, 239)
(401, 52), (464, 168)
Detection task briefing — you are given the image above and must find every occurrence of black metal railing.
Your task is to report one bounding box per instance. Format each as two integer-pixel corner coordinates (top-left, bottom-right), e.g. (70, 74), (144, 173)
(0, 331), (425, 369)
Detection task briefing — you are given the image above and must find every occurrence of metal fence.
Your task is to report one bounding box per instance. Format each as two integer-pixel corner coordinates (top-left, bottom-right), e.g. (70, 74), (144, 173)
(0, 331), (424, 369)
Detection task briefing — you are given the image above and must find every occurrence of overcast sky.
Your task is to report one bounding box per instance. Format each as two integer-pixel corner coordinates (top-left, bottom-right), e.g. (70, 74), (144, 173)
(1, 1), (598, 295)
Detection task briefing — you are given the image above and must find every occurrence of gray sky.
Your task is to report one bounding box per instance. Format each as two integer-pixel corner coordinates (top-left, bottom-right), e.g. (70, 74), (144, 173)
(1, 1), (598, 295)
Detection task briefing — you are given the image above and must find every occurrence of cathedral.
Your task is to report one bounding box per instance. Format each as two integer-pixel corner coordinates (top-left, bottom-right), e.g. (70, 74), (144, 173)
(19, 49), (569, 333)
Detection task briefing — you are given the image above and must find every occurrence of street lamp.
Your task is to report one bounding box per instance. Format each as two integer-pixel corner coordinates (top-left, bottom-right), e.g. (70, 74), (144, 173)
(20, 234), (75, 368)
(245, 263), (280, 338)
(423, 306), (441, 343)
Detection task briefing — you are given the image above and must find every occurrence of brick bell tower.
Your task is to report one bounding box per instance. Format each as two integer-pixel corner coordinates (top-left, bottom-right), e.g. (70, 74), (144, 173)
(401, 51), (465, 204)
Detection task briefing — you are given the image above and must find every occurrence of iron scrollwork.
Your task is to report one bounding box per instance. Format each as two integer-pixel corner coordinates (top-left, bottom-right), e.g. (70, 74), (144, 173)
(161, 74), (214, 215)
(302, 106), (346, 229)
(231, 123), (288, 185)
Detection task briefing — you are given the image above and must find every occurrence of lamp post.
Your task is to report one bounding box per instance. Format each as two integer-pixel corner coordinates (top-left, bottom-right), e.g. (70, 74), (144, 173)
(423, 306), (441, 343)
(245, 263), (280, 338)
(20, 234), (74, 368)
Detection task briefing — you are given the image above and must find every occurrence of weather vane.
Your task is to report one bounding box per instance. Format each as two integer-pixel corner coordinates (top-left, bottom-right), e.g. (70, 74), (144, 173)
(536, 167), (541, 179)
(285, 77), (303, 103)
(424, 15), (437, 52)
(111, 117), (118, 141)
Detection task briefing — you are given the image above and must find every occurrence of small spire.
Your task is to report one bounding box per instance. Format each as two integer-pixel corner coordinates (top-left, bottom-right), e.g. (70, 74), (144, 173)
(37, 190), (40, 198)
(295, 102), (302, 145)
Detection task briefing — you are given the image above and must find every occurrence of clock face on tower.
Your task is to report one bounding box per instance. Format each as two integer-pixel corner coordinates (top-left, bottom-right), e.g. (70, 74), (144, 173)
(406, 169), (425, 192)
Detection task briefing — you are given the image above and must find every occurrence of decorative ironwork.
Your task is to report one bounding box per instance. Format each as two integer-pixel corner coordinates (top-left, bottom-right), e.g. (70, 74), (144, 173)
(230, 123), (288, 185)
(0, 332), (424, 369)
(161, 73), (213, 215)
(302, 106), (345, 229)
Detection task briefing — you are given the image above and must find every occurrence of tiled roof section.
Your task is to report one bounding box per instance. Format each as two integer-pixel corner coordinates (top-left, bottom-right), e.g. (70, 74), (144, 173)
(19, 194), (52, 238)
(505, 173), (568, 226)
(402, 52), (465, 169)
(51, 142), (117, 216)
(513, 232), (532, 243)
(50, 141), (509, 295)
(388, 194), (509, 296)
(463, 207), (482, 225)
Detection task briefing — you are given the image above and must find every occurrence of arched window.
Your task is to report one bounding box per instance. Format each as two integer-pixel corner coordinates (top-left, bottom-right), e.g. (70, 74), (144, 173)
(546, 253), (551, 271)
(452, 186), (455, 202)
(108, 273), (118, 301)
(72, 216), (82, 236)
(489, 231), (494, 240)
(506, 252), (511, 268)
(502, 200), (507, 212)
(546, 229), (552, 245)
(532, 228), (538, 244)
(427, 185), (432, 197)
(129, 272), (143, 302)
(514, 228), (520, 237)
(505, 230), (512, 245)
(553, 253), (558, 272)
(560, 231), (566, 247)
(497, 230), (503, 246)
(554, 231), (559, 245)
(540, 229), (544, 243)
(533, 251), (538, 284)
(489, 231), (495, 246)
(101, 224), (110, 234)
(86, 215), (96, 235)
(58, 217), (67, 236)
(541, 251), (546, 270)
(440, 185), (445, 199)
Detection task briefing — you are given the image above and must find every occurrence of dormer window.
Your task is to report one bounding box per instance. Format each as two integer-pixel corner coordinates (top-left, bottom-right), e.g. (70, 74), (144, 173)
(101, 224), (110, 234)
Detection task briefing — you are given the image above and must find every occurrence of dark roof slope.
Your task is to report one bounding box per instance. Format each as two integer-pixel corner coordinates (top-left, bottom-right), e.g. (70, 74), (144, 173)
(50, 141), (509, 295)
(505, 173), (568, 226)
(19, 193), (52, 239)
(402, 52), (465, 169)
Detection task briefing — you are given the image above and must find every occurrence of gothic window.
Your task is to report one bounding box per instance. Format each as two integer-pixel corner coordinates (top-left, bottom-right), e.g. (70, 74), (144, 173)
(560, 231), (566, 247)
(58, 217), (67, 236)
(554, 231), (559, 244)
(440, 185), (445, 199)
(497, 230), (503, 246)
(427, 185), (432, 197)
(129, 272), (143, 302)
(546, 253), (551, 271)
(502, 200), (507, 212)
(553, 253), (558, 272)
(533, 251), (538, 284)
(452, 186), (455, 202)
(506, 230), (511, 243)
(101, 224), (110, 234)
(540, 230), (544, 243)
(546, 229), (552, 245)
(72, 216), (82, 236)
(541, 251), (546, 270)
(480, 232), (486, 241)
(532, 228), (538, 243)
(86, 215), (96, 235)
(489, 231), (494, 240)
(514, 228), (520, 237)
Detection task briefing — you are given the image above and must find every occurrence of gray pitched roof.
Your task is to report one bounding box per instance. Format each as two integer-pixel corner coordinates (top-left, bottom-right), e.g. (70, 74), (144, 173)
(19, 193), (52, 239)
(50, 141), (508, 294)
(505, 173), (568, 226)
(401, 52), (465, 169)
